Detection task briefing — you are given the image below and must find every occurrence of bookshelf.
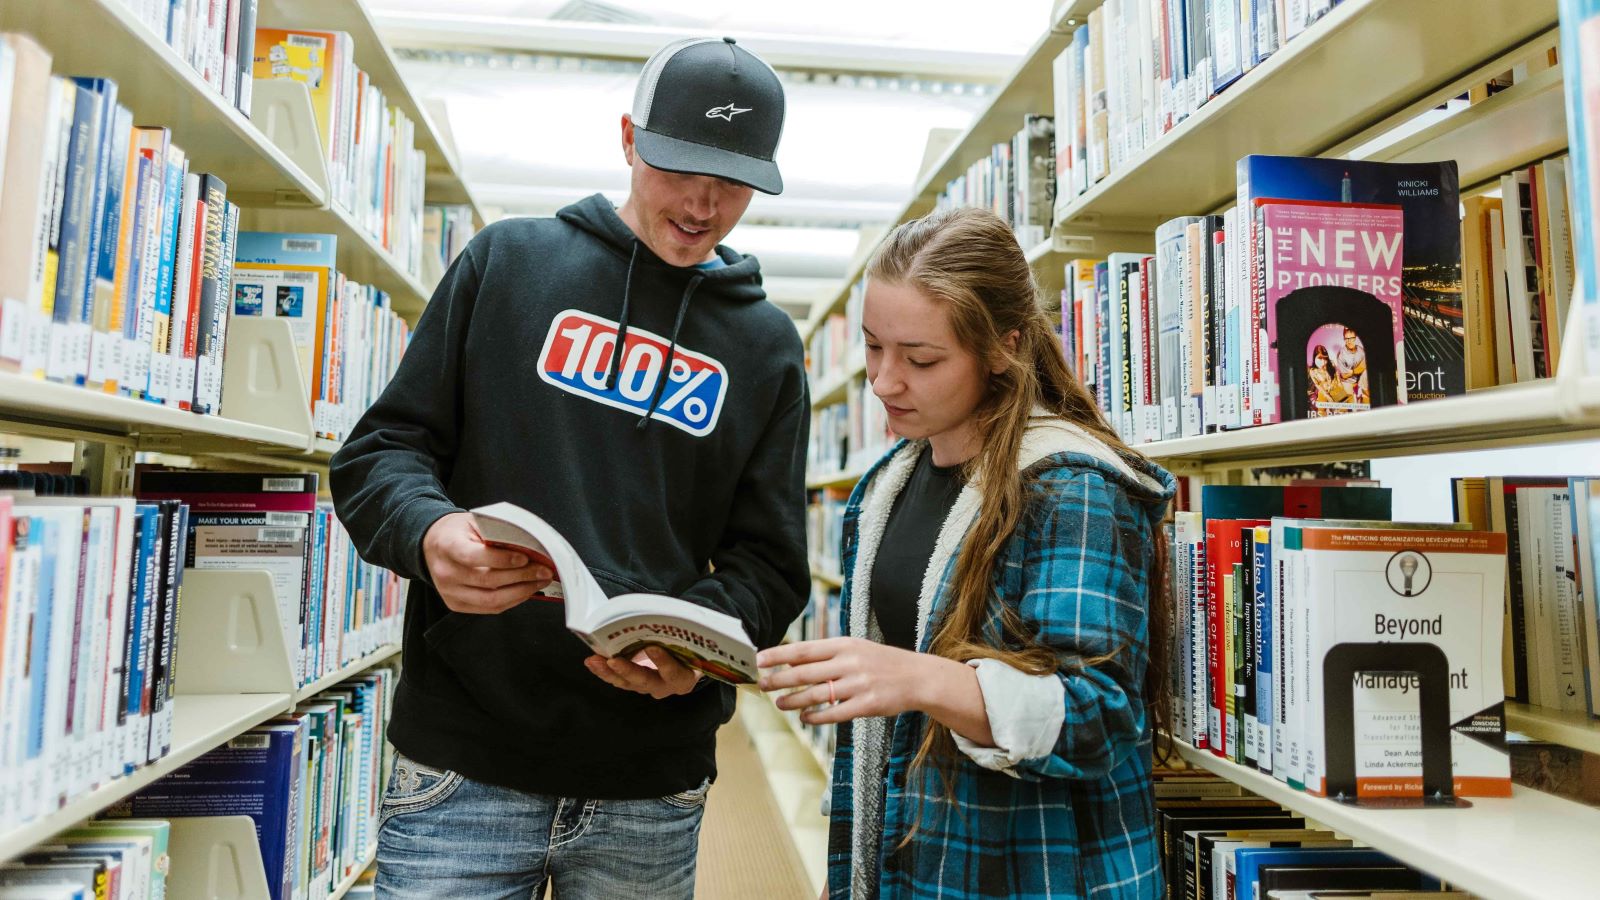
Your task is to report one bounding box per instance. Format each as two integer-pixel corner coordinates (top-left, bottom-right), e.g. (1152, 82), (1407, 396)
(1051, 0), (1559, 235)
(1507, 702), (1600, 756)
(330, 845), (379, 900)
(1175, 740), (1600, 900)
(780, 3), (1600, 898)
(0, 0), (437, 877)
(0, 0), (487, 328)
(0, 692), (292, 863)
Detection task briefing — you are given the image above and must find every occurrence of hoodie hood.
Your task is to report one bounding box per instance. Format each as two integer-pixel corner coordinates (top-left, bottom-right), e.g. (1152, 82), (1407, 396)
(556, 193), (768, 426)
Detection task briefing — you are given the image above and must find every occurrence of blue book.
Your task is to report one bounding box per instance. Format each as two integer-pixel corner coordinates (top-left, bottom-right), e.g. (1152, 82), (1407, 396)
(1210, 0), (1244, 91)
(308, 509), (327, 677)
(70, 80), (120, 382)
(26, 516), (59, 790)
(1252, 524), (1272, 774)
(148, 148), (185, 402)
(1095, 261), (1112, 415)
(1560, 0), (1600, 373)
(90, 104), (133, 386)
(109, 725), (302, 900)
(49, 81), (104, 382)
(1233, 847), (1412, 900)
(124, 504), (160, 772)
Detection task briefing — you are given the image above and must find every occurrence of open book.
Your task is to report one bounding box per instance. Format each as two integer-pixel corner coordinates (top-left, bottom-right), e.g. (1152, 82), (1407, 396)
(470, 502), (758, 685)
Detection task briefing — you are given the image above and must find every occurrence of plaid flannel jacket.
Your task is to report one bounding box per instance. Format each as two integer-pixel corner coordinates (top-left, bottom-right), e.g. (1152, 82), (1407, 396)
(827, 428), (1176, 899)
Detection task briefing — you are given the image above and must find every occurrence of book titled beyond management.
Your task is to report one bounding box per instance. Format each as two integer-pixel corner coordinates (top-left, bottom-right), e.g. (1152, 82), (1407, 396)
(470, 503), (758, 685)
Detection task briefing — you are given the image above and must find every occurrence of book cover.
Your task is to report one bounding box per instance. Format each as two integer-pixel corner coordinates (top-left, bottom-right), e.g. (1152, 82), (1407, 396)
(232, 231), (336, 402)
(1297, 525), (1510, 800)
(1238, 155), (1464, 404)
(189, 174), (229, 414)
(1262, 200), (1406, 421)
(253, 30), (347, 169)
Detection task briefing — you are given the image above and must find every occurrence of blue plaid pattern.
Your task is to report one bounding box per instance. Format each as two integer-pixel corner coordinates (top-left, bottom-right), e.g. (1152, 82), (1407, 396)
(827, 444), (1176, 899)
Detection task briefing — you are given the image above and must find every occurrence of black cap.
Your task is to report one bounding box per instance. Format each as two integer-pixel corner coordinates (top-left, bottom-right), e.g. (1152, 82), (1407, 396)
(630, 37), (785, 194)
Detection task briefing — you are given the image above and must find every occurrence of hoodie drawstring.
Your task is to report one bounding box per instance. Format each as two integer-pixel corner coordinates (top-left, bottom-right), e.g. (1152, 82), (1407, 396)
(638, 273), (703, 430)
(604, 241), (641, 391)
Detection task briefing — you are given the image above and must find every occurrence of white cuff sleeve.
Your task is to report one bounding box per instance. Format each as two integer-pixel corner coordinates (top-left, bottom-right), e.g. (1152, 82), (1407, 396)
(951, 659), (1065, 777)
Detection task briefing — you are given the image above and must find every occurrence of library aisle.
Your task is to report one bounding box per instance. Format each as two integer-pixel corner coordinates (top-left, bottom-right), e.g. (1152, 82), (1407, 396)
(696, 716), (815, 900)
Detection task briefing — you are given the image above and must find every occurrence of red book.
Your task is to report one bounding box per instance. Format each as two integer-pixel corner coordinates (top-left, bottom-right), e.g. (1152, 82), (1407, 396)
(1205, 517), (1268, 757)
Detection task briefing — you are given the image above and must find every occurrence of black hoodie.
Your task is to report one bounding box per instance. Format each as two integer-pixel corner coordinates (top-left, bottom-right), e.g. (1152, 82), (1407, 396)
(330, 193), (810, 799)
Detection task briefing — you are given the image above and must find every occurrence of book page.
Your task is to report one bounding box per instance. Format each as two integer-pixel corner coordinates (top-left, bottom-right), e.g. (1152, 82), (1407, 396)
(586, 595), (757, 685)
(469, 502), (604, 625)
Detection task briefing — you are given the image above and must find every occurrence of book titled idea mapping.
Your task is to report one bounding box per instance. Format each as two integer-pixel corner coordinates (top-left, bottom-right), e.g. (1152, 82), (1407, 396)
(470, 503), (758, 684)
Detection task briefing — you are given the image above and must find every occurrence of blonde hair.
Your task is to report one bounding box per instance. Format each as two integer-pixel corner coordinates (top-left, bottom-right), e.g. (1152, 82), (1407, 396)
(865, 208), (1173, 812)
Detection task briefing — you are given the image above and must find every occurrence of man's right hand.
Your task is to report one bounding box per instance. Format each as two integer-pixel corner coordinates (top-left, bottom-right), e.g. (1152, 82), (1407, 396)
(422, 512), (554, 614)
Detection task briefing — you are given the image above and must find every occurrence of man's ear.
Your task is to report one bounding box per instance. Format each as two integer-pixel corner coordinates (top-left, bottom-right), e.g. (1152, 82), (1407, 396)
(621, 114), (636, 165)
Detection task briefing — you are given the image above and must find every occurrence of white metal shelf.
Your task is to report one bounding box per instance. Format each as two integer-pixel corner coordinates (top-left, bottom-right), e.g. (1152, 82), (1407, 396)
(807, 466), (869, 491)
(1137, 377), (1600, 470)
(1053, 0), (1559, 235)
(1175, 741), (1600, 900)
(0, 0), (327, 206)
(0, 371), (311, 453)
(259, 0), (487, 226)
(294, 643), (402, 704)
(1507, 702), (1600, 756)
(0, 692), (293, 865)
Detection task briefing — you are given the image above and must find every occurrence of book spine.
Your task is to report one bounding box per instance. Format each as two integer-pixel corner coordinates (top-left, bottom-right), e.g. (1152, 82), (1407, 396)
(1253, 526), (1272, 774)
(47, 83), (99, 384)
(190, 175), (228, 414)
(89, 107), (133, 390)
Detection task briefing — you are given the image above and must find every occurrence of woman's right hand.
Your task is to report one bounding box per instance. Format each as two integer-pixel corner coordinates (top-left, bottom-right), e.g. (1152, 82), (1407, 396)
(422, 512), (553, 613)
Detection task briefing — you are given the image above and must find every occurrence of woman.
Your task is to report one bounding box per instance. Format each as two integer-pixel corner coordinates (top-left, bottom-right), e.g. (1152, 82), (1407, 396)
(759, 208), (1175, 899)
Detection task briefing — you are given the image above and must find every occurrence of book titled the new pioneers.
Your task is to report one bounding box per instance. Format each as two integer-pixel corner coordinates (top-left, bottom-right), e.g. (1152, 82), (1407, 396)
(470, 502), (759, 684)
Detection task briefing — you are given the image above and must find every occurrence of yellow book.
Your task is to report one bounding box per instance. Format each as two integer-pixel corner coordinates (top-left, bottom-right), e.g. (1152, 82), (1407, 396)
(253, 28), (347, 164)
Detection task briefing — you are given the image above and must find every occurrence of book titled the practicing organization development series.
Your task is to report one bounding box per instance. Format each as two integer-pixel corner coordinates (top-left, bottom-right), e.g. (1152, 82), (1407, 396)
(470, 503), (759, 684)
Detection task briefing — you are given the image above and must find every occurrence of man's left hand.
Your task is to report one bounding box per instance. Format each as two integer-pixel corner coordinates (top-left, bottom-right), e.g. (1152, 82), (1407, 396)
(585, 647), (701, 699)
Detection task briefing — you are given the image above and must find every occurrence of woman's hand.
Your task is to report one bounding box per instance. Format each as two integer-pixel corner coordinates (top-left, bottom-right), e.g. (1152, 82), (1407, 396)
(757, 638), (937, 725)
(759, 638), (997, 745)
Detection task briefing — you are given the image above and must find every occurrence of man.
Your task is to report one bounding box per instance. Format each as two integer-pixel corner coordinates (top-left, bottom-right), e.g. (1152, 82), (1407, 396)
(330, 37), (809, 898)
(1335, 326), (1368, 403)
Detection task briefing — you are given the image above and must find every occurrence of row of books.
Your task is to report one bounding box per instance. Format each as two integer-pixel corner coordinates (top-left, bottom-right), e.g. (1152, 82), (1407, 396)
(252, 28), (428, 275)
(1168, 483), (1513, 801)
(1051, 0), (1348, 202)
(808, 380), (893, 479)
(0, 41), (415, 440)
(0, 39), (241, 407)
(115, 0), (258, 114)
(1061, 156), (1481, 443)
(1453, 476), (1600, 718)
(1153, 769), (1457, 900)
(421, 204), (476, 283)
(0, 494), (191, 830)
(132, 469), (406, 690)
(107, 664), (398, 900)
(0, 818), (171, 900)
(932, 114), (1056, 250)
(234, 231), (414, 442)
(783, 580), (842, 766)
(805, 490), (848, 579)
(806, 279), (862, 388)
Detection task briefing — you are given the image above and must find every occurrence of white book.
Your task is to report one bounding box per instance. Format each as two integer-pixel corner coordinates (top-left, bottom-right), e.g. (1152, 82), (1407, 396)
(21, 78), (70, 380)
(0, 508), (43, 827)
(1270, 519), (1293, 783)
(1518, 487), (1553, 706)
(1543, 158), (1575, 363)
(1157, 217), (1201, 442)
(1298, 523), (1509, 800)
(1547, 487), (1585, 712)
(1575, 480), (1600, 715)
(28, 504), (88, 819)
(1500, 171), (1538, 381)
(93, 500), (134, 788)
(0, 40), (16, 205)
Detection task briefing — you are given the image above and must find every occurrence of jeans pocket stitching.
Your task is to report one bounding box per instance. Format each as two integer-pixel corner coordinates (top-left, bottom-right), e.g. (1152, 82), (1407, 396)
(380, 770), (464, 825)
(661, 780), (711, 810)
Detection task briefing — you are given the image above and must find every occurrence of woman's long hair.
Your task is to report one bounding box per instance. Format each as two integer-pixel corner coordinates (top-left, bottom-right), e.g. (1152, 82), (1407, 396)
(864, 208), (1173, 810)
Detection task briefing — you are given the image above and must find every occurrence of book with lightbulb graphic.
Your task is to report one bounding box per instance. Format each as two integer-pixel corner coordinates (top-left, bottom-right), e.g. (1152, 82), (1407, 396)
(1283, 521), (1510, 801)
(469, 502), (759, 685)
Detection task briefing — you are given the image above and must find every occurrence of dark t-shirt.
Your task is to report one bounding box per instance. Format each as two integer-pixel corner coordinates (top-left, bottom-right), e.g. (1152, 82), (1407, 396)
(870, 447), (965, 651)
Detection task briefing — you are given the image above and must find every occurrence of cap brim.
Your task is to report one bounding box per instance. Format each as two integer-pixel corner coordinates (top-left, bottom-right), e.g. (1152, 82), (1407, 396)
(635, 127), (783, 195)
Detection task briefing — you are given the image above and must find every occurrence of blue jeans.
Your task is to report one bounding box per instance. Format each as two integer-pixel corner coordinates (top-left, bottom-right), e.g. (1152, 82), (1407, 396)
(375, 753), (708, 899)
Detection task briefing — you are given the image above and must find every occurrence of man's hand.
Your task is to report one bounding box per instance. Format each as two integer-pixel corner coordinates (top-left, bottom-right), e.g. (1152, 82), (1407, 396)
(423, 512), (553, 614)
(585, 647), (701, 699)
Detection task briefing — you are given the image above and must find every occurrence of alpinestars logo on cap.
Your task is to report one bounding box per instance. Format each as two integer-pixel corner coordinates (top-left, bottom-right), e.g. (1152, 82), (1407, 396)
(705, 102), (751, 122)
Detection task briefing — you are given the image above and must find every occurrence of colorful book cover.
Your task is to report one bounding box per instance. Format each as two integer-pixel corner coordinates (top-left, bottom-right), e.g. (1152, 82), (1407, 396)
(253, 30), (346, 165)
(1238, 155), (1463, 404)
(233, 231), (336, 404)
(1262, 200), (1406, 421)
(1559, 0), (1600, 373)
